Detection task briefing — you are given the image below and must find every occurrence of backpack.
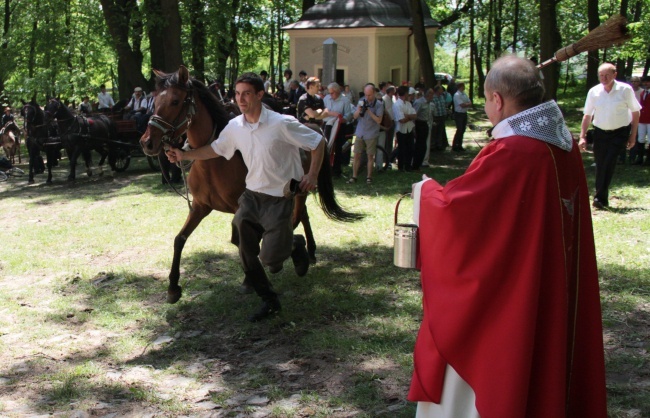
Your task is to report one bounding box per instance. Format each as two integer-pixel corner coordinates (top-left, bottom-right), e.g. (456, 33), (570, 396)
(380, 100), (394, 130)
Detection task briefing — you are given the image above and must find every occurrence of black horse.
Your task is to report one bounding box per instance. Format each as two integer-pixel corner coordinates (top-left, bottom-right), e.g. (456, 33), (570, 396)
(22, 101), (64, 184)
(44, 99), (116, 181)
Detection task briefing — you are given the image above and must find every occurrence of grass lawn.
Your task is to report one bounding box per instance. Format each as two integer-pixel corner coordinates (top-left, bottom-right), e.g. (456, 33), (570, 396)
(0, 93), (648, 416)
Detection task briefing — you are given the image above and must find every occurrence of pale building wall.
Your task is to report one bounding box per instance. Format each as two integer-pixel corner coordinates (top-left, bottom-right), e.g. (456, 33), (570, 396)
(287, 27), (438, 91)
(378, 34), (408, 85)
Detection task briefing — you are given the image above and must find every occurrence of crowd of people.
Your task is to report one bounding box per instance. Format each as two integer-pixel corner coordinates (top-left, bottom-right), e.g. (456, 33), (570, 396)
(263, 69), (470, 183)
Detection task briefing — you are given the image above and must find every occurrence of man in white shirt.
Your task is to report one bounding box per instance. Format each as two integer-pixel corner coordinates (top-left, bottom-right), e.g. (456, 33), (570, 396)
(393, 85), (417, 171)
(382, 86), (396, 168)
(579, 63), (641, 209)
(452, 82), (472, 152)
(97, 84), (115, 113)
(166, 72), (324, 322)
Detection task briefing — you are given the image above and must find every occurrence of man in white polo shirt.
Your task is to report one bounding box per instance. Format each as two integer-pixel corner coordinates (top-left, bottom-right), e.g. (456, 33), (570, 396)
(166, 72), (325, 322)
(579, 63), (641, 209)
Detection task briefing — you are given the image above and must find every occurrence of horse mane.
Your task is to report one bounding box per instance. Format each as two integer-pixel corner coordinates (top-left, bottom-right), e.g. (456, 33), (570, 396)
(25, 100), (45, 124)
(155, 71), (231, 135)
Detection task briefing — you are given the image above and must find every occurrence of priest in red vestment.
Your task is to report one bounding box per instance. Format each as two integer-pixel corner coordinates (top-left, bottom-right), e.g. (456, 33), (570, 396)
(408, 56), (608, 418)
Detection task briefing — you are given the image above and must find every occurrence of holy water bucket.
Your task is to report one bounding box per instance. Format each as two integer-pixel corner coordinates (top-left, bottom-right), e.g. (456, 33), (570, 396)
(393, 193), (418, 268)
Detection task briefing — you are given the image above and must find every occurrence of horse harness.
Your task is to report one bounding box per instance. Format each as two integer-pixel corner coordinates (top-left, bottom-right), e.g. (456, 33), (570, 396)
(147, 89), (196, 149)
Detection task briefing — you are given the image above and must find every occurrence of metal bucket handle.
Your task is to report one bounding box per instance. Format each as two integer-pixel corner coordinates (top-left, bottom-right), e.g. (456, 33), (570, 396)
(394, 193), (411, 226)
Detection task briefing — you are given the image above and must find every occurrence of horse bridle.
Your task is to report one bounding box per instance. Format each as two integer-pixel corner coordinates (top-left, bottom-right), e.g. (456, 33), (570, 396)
(147, 88), (196, 148)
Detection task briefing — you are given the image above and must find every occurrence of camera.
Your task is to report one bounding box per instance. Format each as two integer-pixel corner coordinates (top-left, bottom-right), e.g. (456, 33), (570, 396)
(358, 99), (369, 117)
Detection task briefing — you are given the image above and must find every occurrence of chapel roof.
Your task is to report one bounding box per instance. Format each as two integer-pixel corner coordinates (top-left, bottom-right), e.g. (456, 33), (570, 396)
(282, 0), (441, 30)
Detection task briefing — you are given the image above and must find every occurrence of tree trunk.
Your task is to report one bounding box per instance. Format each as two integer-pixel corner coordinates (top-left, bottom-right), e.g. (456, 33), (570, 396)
(539, 0), (561, 100)
(277, 4), (284, 82)
(486, 0), (493, 71)
(64, 0), (74, 97)
(145, 0), (182, 80)
(494, 0), (503, 59)
(100, 0), (148, 99)
(453, 27), (461, 78)
(615, 0), (630, 78)
(188, 0), (206, 83)
(0, 0), (10, 92)
(410, 0), (435, 87)
(623, 0), (642, 77)
(302, 0), (314, 15)
(585, 0), (599, 90)
(269, 8), (275, 92)
(472, 41), (485, 99)
(469, 0), (475, 101)
(216, 0), (240, 85)
(512, 0), (519, 53)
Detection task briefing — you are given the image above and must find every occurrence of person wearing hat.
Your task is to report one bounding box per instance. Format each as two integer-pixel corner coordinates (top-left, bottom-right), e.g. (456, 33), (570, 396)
(2, 107), (14, 127)
(124, 87), (147, 121)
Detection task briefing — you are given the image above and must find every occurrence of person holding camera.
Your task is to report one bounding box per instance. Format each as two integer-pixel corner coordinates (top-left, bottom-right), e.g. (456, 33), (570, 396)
(347, 83), (384, 184)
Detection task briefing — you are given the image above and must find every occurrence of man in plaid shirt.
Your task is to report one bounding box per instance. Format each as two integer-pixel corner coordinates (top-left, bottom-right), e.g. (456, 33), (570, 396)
(430, 86), (449, 151)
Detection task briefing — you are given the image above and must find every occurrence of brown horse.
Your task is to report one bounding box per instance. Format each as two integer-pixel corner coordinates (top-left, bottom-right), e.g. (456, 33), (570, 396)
(140, 66), (362, 304)
(1, 121), (21, 164)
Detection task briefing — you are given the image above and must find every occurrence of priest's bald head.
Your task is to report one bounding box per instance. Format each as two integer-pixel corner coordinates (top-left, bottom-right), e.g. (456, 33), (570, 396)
(484, 56), (545, 125)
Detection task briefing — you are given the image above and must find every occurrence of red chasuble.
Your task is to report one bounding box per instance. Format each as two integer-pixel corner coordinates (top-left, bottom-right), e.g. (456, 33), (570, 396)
(408, 135), (607, 418)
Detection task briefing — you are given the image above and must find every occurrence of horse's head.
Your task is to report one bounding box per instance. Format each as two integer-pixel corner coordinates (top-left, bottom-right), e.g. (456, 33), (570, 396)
(141, 65), (195, 156)
(22, 102), (43, 132)
(44, 98), (64, 120)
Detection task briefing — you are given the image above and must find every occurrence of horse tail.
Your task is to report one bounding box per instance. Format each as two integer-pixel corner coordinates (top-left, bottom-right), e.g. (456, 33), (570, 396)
(315, 146), (365, 222)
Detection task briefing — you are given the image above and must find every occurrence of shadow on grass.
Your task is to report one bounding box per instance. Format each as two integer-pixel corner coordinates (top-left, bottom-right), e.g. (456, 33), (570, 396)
(5, 243), (421, 416)
(1, 145), (482, 210)
(598, 262), (650, 417)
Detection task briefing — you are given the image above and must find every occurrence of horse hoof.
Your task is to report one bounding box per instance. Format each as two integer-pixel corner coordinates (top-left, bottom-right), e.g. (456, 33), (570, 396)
(167, 287), (182, 304)
(309, 255), (317, 264)
(28, 179), (35, 184)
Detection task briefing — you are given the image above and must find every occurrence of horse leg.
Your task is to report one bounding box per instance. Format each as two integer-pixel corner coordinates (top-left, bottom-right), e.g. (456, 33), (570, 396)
(27, 144), (35, 184)
(96, 147), (108, 175)
(82, 148), (93, 177)
(67, 146), (80, 181)
(168, 204), (212, 303)
(293, 195), (317, 264)
(46, 149), (54, 184)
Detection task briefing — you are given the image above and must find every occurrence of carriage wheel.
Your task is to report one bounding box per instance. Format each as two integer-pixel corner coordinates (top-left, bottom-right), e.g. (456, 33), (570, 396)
(8, 167), (25, 177)
(109, 148), (131, 172)
(147, 156), (160, 172)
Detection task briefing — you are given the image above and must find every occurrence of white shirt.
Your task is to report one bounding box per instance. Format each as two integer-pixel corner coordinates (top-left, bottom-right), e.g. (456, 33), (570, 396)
(383, 94), (395, 119)
(97, 91), (115, 109)
(211, 106), (322, 197)
(453, 90), (470, 113)
(393, 98), (415, 134)
(127, 95), (147, 112)
(583, 80), (641, 130)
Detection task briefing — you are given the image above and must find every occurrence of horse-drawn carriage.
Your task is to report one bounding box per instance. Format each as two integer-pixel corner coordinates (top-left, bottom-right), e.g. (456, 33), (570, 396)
(21, 100), (160, 184)
(100, 113), (159, 172)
